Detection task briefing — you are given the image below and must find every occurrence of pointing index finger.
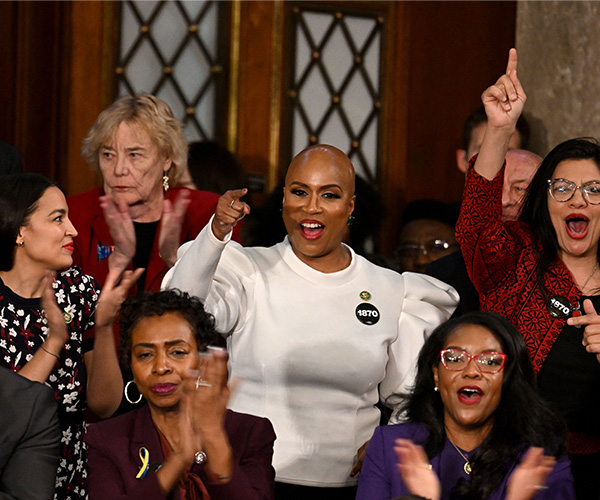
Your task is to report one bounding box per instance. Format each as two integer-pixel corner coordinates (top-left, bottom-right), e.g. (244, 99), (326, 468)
(506, 48), (518, 75)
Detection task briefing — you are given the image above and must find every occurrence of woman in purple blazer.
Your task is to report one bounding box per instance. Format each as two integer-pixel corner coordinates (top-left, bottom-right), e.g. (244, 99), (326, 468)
(86, 290), (275, 500)
(357, 312), (575, 500)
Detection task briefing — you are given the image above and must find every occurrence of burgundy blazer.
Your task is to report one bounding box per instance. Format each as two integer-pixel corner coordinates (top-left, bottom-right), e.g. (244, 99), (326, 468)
(85, 405), (275, 500)
(68, 186), (241, 292)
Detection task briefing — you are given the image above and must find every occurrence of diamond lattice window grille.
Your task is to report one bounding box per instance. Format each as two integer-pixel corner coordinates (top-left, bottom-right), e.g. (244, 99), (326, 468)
(115, 0), (229, 142)
(285, 4), (385, 184)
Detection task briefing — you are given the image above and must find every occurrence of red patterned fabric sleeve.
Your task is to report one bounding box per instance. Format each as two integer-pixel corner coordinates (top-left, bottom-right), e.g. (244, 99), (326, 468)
(457, 161), (525, 294)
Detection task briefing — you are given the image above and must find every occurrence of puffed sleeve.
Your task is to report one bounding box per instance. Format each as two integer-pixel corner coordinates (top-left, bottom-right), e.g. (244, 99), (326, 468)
(382, 273), (458, 416)
(162, 219), (254, 336)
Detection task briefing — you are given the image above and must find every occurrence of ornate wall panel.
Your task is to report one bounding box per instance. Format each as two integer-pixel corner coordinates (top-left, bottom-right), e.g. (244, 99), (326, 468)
(115, 0), (230, 143)
(282, 2), (387, 185)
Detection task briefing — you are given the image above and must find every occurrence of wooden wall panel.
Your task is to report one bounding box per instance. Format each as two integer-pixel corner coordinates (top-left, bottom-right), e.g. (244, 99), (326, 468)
(0, 0), (517, 256)
(6, 1), (67, 182)
(403, 1), (517, 206)
(62, 1), (114, 196)
(384, 1), (517, 252)
(0, 2), (19, 145)
(235, 1), (282, 206)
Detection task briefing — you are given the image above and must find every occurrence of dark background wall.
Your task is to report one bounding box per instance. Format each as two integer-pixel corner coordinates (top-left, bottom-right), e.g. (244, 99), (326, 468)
(0, 0), (516, 255)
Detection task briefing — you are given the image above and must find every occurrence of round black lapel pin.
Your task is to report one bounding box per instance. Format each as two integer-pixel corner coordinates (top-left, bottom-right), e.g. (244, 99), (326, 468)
(547, 295), (572, 319)
(355, 303), (380, 325)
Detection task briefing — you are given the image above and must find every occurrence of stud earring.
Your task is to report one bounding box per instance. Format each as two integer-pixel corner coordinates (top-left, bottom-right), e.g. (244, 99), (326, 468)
(16, 241), (24, 247)
(162, 174), (170, 192)
(434, 386), (439, 392)
(347, 215), (355, 226)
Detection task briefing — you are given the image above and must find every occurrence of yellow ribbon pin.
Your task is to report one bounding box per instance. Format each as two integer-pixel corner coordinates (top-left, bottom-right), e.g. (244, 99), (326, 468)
(136, 447), (150, 479)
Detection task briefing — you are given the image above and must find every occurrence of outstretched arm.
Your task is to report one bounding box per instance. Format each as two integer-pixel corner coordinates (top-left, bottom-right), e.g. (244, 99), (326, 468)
(474, 48), (527, 181)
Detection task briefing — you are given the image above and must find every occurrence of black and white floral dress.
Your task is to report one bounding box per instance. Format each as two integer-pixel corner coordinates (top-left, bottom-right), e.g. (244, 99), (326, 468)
(0, 267), (99, 500)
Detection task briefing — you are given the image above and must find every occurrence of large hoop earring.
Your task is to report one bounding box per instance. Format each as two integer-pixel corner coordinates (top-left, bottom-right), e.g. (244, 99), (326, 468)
(124, 380), (142, 405)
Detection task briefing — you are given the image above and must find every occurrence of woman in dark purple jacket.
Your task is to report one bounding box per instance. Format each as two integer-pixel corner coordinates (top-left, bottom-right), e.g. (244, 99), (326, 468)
(85, 290), (275, 500)
(357, 312), (574, 500)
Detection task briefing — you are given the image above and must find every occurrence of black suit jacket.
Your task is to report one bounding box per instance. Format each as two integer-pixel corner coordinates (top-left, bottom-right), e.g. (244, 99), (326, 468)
(0, 368), (59, 500)
(86, 405), (276, 500)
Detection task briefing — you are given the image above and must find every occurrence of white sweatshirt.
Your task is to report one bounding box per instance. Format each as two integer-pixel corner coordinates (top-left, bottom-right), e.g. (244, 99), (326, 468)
(163, 222), (458, 487)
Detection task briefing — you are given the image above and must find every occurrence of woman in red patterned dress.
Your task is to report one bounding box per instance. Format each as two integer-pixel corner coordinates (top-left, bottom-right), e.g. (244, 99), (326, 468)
(456, 49), (600, 500)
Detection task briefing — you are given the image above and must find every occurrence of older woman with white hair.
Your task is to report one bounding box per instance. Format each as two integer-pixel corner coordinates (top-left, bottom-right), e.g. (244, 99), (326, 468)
(68, 94), (241, 293)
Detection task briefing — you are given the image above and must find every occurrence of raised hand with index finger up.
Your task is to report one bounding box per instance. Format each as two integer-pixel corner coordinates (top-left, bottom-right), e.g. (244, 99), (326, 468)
(481, 48), (526, 131)
(475, 48), (527, 182)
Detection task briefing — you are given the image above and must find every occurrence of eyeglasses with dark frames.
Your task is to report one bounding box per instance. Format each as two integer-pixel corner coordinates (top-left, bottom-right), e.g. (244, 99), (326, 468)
(438, 348), (508, 373)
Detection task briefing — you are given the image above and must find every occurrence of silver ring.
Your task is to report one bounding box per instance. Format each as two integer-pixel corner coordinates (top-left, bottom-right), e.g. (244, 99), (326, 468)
(229, 200), (235, 208)
(194, 451), (207, 464)
(534, 485), (549, 491)
(195, 376), (212, 390)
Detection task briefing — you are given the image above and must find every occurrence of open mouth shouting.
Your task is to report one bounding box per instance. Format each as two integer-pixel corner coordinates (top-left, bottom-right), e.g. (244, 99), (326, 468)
(457, 386), (484, 405)
(565, 213), (589, 240)
(300, 220), (325, 240)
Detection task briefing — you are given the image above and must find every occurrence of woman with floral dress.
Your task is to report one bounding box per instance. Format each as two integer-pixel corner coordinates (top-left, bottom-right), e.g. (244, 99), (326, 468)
(0, 173), (139, 499)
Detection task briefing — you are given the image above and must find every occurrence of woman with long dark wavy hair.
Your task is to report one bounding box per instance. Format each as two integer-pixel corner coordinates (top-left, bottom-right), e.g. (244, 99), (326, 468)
(456, 49), (600, 499)
(357, 312), (574, 500)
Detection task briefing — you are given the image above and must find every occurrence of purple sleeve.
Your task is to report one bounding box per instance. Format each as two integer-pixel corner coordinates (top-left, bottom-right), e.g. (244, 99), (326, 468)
(356, 426), (397, 500)
(202, 415), (276, 500)
(536, 453), (576, 500)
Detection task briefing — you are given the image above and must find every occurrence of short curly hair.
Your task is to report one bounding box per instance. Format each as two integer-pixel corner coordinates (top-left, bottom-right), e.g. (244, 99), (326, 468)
(81, 94), (188, 180)
(118, 289), (218, 374)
